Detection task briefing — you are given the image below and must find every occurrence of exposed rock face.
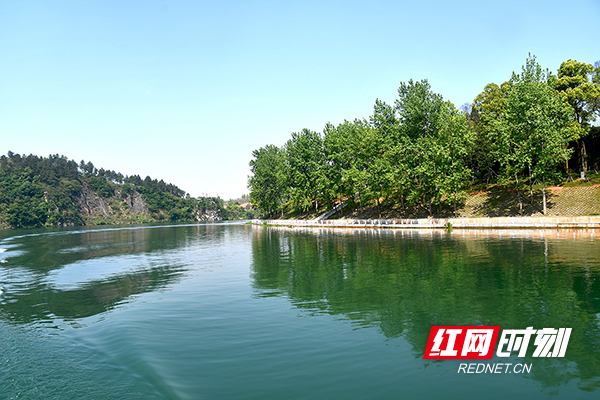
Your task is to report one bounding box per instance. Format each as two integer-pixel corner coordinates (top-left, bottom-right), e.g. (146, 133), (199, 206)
(77, 182), (110, 217)
(76, 182), (223, 224)
(195, 209), (222, 222)
(123, 192), (148, 213)
(194, 198), (223, 221)
(132, 193), (147, 213)
(78, 183), (150, 221)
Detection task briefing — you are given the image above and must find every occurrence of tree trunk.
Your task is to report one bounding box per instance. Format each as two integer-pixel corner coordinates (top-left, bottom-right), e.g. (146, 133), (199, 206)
(579, 139), (588, 172)
(453, 192), (457, 216)
(542, 175), (547, 215)
(401, 194), (405, 216)
(528, 164), (533, 204)
(358, 191), (363, 218)
(428, 197), (432, 217)
(515, 173), (523, 216)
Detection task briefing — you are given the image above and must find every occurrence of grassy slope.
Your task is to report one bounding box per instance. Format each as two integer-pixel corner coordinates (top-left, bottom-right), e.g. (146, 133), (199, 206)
(276, 172), (600, 220)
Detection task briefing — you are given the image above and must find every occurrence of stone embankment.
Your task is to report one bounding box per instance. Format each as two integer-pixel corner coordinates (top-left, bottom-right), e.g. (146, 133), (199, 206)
(254, 216), (600, 229)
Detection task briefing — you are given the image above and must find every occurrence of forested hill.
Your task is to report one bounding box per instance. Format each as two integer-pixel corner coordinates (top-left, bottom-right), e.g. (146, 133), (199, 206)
(0, 152), (252, 229)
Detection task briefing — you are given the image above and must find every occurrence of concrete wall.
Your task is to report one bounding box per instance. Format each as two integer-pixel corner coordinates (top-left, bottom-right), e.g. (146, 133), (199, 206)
(254, 216), (600, 229)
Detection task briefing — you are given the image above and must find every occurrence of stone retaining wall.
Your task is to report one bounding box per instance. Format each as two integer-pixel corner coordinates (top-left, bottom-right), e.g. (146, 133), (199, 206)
(254, 216), (600, 229)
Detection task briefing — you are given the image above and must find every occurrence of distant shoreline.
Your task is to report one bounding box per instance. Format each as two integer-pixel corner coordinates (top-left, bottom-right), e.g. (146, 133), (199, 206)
(253, 216), (600, 229)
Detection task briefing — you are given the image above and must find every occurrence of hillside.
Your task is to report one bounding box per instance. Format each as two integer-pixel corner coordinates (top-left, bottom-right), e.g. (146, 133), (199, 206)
(0, 152), (255, 229)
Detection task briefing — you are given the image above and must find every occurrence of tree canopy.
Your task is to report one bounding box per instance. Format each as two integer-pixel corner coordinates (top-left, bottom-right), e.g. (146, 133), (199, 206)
(248, 55), (600, 218)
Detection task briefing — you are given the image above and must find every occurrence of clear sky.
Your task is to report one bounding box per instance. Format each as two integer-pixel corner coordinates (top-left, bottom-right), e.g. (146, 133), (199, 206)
(1, 0), (599, 199)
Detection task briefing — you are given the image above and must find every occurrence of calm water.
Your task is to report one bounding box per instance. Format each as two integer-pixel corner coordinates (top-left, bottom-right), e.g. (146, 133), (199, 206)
(0, 223), (599, 399)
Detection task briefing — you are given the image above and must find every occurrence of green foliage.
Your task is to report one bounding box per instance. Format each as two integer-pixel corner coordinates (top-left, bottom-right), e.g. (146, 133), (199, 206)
(248, 54), (597, 218)
(553, 59), (600, 171)
(485, 55), (572, 214)
(88, 176), (114, 198)
(248, 79), (475, 218)
(0, 153), (84, 228)
(470, 81), (512, 179)
(120, 184), (133, 198)
(248, 145), (288, 217)
(285, 129), (326, 213)
(554, 59), (599, 128)
(394, 79), (473, 211)
(222, 204), (257, 220)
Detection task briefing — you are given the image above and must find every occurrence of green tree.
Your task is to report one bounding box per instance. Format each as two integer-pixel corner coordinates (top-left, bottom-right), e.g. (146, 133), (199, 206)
(435, 107), (474, 214)
(370, 99), (406, 215)
(470, 81), (511, 181)
(285, 129), (325, 214)
(323, 122), (353, 208)
(323, 119), (388, 217)
(345, 120), (391, 218)
(554, 59), (600, 172)
(248, 145), (288, 218)
(394, 79), (472, 216)
(395, 79), (441, 214)
(502, 55), (573, 214)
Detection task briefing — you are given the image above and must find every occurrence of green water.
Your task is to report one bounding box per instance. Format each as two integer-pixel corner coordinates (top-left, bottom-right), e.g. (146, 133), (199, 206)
(0, 223), (599, 399)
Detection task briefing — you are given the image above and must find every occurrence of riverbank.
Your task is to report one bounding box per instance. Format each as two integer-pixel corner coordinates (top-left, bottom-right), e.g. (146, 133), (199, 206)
(254, 215), (600, 229)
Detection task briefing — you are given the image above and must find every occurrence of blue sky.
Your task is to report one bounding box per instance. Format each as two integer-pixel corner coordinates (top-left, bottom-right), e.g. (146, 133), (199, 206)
(1, 0), (599, 199)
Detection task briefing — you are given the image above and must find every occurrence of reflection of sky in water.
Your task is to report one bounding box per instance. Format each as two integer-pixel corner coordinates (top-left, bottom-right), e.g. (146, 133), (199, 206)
(44, 245), (200, 291)
(53, 243), (129, 254)
(43, 255), (153, 290)
(0, 246), (23, 263)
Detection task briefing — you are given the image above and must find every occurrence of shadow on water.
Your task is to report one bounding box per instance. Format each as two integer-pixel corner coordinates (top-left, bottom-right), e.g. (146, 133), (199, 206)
(0, 223), (230, 326)
(250, 226), (600, 392)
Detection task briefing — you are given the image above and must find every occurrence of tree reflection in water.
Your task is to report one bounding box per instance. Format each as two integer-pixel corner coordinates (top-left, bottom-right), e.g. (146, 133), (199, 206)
(251, 227), (600, 392)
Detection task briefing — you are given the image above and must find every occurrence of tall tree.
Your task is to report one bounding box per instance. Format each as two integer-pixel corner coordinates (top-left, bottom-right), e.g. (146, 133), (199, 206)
(435, 106), (474, 214)
(322, 122), (349, 207)
(348, 119), (393, 218)
(470, 81), (511, 181)
(248, 145), (288, 217)
(323, 120), (364, 210)
(502, 55), (572, 214)
(285, 129), (325, 213)
(554, 59), (600, 171)
(395, 79), (441, 215)
(394, 79), (472, 216)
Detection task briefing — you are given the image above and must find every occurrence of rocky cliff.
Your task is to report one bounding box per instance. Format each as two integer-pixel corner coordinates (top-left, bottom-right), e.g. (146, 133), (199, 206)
(75, 183), (222, 226)
(195, 198), (223, 222)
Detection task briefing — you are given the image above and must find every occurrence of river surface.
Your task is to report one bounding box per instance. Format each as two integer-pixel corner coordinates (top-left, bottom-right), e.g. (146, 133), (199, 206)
(0, 222), (599, 399)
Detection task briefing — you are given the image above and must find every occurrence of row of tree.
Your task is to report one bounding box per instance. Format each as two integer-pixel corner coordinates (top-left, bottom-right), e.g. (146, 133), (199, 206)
(248, 55), (600, 218)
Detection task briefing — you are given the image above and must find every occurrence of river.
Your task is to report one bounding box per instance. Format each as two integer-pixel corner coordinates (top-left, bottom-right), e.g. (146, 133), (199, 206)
(0, 222), (599, 399)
